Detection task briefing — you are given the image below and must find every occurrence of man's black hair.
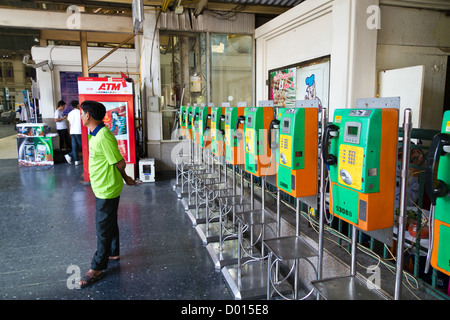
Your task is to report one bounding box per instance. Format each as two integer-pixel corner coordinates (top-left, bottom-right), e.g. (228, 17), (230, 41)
(81, 100), (106, 121)
(70, 100), (79, 108)
(57, 100), (66, 107)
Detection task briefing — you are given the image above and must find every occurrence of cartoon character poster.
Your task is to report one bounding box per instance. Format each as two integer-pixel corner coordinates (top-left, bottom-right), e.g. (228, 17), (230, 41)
(296, 60), (330, 112)
(102, 101), (130, 162)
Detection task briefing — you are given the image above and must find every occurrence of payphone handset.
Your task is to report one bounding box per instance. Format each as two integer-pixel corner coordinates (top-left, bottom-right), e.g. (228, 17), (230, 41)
(185, 105), (193, 140)
(199, 103), (213, 149)
(425, 110), (450, 276)
(179, 105), (187, 137)
(192, 104), (201, 145)
(243, 101), (276, 177)
(211, 106), (226, 157)
(225, 103), (246, 165)
(272, 100), (319, 198)
(322, 102), (399, 231)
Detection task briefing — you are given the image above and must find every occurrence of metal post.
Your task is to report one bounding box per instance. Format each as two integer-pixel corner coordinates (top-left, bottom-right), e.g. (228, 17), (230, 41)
(395, 108), (412, 300)
(351, 225), (358, 276)
(317, 107), (327, 282)
(276, 189), (281, 237)
(261, 176), (265, 257)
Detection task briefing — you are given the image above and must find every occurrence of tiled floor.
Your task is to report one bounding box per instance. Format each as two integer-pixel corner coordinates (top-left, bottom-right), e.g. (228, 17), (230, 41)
(0, 157), (232, 300)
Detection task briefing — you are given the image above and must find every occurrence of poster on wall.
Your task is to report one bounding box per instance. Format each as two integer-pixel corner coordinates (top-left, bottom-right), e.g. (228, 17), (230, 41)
(269, 68), (296, 107)
(296, 59), (330, 112)
(268, 56), (330, 112)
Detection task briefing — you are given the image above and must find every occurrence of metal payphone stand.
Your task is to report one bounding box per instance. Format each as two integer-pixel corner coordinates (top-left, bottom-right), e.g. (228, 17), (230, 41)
(265, 101), (321, 300)
(195, 105), (234, 246)
(206, 103), (253, 271)
(312, 99), (409, 300)
(221, 101), (278, 300)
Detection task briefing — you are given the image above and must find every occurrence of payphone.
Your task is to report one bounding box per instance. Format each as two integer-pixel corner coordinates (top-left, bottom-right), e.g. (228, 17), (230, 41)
(185, 105), (193, 140)
(199, 104), (212, 149)
(425, 110), (450, 276)
(322, 105), (399, 231)
(271, 101), (319, 198)
(192, 104), (201, 145)
(243, 104), (276, 177)
(180, 105), (187, 137)
(225, 105), (246, 165)
(211, 106), (226, 157)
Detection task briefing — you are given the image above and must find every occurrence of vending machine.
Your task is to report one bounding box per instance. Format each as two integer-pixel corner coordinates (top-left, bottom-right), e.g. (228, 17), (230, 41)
(78, 77), (136, 182)
(322, 103), (399, 231)
(425, 110), (450, 276)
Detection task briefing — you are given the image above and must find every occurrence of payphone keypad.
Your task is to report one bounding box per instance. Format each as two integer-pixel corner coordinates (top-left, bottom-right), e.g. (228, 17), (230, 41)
(338, 144), (364, 190)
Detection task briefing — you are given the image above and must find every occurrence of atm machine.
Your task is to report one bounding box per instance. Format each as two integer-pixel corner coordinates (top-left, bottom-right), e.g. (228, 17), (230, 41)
(264, 100), (320, 299)
(425, 110), (450, 277)
(221, 100), (277, 300)
(312, 97), (400, 300)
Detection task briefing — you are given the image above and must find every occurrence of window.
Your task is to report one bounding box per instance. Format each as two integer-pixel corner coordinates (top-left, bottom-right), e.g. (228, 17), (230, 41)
(160, 31), (253, 141)
(210, 34), (253, 107)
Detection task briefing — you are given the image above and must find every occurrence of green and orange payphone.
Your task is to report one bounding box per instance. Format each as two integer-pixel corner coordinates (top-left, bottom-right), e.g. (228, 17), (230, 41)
(322, 102), (399, 231)
(225, 104), (246, 165)
(243, 103), (276, 177)
(179, 105), (187, 137)
(199, 104), (212, 150)
(425, 110), (450, 276)
(185, 104), (193, 140)
(271, 101), (319, 198)
(192, 104), (201, 145)
(211, 105), (226, 157)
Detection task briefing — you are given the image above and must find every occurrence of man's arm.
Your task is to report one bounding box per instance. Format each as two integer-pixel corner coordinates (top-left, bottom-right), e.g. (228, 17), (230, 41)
(115, 158), (136, 185)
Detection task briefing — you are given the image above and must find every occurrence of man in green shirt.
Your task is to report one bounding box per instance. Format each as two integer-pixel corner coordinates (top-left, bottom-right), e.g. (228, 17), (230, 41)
(78, 100), (136, 288)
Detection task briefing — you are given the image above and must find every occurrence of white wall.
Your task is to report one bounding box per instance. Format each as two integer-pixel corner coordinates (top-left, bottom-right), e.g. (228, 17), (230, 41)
(256, 0), (379, 119)
(31, 45), (138, 124)
(377, 5), (450, 130)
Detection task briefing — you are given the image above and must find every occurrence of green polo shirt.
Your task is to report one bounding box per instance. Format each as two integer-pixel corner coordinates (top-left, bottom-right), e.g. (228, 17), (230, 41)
(88, 123), (124, 199)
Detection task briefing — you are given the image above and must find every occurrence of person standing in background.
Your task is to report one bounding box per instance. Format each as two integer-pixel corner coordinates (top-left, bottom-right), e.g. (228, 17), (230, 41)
(65, 100), (82, 165)
(54, 100), (71, 150)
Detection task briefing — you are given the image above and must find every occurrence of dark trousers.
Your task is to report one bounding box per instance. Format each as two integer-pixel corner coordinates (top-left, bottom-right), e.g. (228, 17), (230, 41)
(91, 196), (120, 271)
(69, 134), (82, 161)
(57, 129), (71, 150)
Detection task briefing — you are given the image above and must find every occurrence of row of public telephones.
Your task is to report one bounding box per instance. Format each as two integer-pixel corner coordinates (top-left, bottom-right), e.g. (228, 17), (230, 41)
(179, 102), (449, 277)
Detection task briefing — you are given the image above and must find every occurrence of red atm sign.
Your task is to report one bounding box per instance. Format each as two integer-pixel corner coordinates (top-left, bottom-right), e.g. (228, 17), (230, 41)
(78, 77), (132, 95)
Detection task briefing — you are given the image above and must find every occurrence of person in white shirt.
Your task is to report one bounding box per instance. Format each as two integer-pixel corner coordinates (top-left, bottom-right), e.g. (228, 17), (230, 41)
(54, 100), (71, 150)
(65, 100), (82, 165)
